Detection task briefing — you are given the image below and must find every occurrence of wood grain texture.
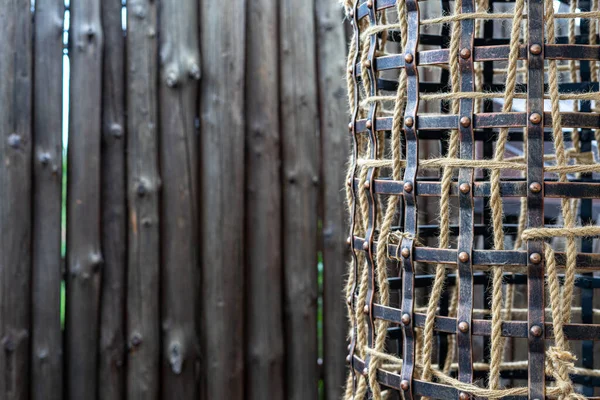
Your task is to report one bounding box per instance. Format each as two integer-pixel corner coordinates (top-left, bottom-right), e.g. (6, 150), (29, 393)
(314, 2), (350, 399)
(99, 1), (126, 399)
(31, 1), (64, 399)
(66, 0), (103, 397)
(245, 0), (285, 398)
(0, 1), (33, 399)
(280, 0), (320, 398)
(158, 0), (200, 397)
(126, 1), (160, 399)
(199, 0), (246, 398)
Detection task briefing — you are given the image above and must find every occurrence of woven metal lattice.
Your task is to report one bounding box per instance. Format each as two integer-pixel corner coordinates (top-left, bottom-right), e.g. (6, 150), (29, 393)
(343, 0), (600, 398)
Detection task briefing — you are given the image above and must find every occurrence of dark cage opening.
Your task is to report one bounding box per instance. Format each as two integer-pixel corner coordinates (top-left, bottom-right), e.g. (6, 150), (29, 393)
(342, 0), (600, 398)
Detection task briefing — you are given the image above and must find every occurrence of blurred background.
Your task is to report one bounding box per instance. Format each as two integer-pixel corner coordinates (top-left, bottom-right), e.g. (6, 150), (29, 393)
(0, 0), (353, 399)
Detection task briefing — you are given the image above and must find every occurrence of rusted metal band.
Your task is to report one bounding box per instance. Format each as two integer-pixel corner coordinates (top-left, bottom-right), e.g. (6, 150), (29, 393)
(363, 0), (380, 379)
(455, 0), (476, 385)
(346, 0), (362, 390)
(399, 0), (420, 396)
(526, 0), (546, 397)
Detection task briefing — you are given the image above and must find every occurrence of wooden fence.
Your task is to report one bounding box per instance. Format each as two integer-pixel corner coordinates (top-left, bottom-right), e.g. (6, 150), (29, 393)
(0, 0), (350, 399)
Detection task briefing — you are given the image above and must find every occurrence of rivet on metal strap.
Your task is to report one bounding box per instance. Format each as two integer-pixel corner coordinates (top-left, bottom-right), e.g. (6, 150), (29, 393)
(400, 380), (410, 391)
(363, 305), (369, 314)
(401, 247), (410, 258)
(530, 325), (543, 337)
(458, 321), (470, 333)
(403, 182), (413, 193)
(401, 313), (411, 325)
(529, 182), (542, 193)
(459, 48), (471, 59)
(529, 112), (542, 125)
(458, 251), (470, 263)
(362, 241), (369, 250)
(459, 392), (470, 400)
(459, 183), (471, 194)
(404, 116), (414, 127)
(530, 44), (542, 55)
(529, 252), (542, 264)
(460, 116), (471, 127)
(404, 53), (414, 64)
(366, 119), (372, 129)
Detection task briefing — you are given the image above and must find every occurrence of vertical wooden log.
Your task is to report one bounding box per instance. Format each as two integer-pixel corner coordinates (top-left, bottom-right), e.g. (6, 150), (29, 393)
(31, 1), (64, 399)
(99, 1), (126, 399)
(66, 0), (103, 398)
(158, 0), (200, 397)
(199, 0), (246, 398)
(126, 1), (160, 399)
(280, 0), (320, 398)
(0, 1), (33, 399)
(314, 2), (349, 399)
(245, 0), (285, 399)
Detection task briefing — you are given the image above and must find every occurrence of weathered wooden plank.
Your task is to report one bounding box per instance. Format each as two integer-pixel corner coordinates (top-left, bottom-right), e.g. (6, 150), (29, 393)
(0, 1), (33, 399)
(98, 1), (126, 399)
(158, 0), (200, 397)
(199, 0), (246, 398)
(245, 0), (285, 398)
(31, 1), (64, 399)
(126, 1), (160, 399)
(66, 0), (103, 398)
(280, 0), (320, 398)
(314, 2), (350, 399)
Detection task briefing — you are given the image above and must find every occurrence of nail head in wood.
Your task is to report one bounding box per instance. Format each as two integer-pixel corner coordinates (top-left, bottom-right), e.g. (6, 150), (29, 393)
(530, 324), (543, 337)
(401, 313), (411, 325)
(529, 112), (542, 124)
(400, 380), (410, 391)
(458, 321), (470, 333)
(459, 183), (471, 194)
(530, 252), (542, 264)
(458, 252), (469, 263)
(530, 44), (542, 55)
(529, 182), (542, 193)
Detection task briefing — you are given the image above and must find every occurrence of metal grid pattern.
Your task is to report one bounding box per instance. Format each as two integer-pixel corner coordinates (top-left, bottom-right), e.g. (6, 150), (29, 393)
(343, 0), (600, 398)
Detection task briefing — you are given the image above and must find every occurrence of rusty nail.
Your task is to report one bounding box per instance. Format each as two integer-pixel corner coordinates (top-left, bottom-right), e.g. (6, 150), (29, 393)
(400, 380), (410, 391)
(530, 325), (543, 337)
(404, 182), (413, 193)
(460, 48), (471, 59)
(530, 252), (542, 264)
(529, 182), (542, 193)
(459, 183), (471, 194)
(529, 112), (542, 124)
(530, 44), (542, 55)
(401, 313), (411, 325)
(459, 252), (469, 263)
(458, 321), (470, 333)
(401, 247), (410, 258)
(460, 116), (471, 128)
(404, 53), (413, 64)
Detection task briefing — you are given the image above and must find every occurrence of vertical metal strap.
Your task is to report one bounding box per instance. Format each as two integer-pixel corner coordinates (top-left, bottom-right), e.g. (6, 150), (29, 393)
(399, 0), (420, 396)
(527, 0), (546, 397)
(347, 1), (361, 392)
(363, 0), (380, 380)
(456, 0), (475, 386)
